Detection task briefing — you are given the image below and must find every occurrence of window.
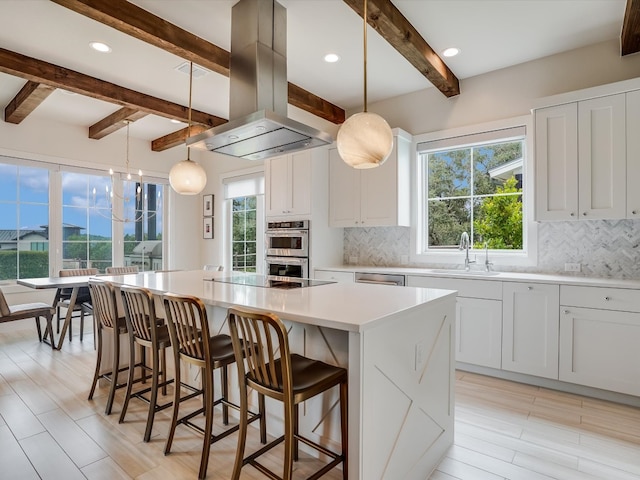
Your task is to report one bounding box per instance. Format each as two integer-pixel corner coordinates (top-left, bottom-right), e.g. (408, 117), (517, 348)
(62, 171), (112, 272)
(232, 196), (258, 272)
(0, 163), (50, 280)
(122, 181), (164, 272)
(415, 121), (534, 265)
(223, 170), (265, 273)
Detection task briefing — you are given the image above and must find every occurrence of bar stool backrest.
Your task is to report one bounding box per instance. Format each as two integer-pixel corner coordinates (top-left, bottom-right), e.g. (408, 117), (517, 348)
(120, 285), (156, 343)
(228, 308), (293, 398)
(60, 268), (98, 277)
(88, 279), (118, 329)
(106, 266), (139, 275)
(163, 293), (210, 365)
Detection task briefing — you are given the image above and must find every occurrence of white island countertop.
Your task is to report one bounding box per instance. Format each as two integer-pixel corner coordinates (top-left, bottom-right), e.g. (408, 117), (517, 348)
(102, 269), (456, 333)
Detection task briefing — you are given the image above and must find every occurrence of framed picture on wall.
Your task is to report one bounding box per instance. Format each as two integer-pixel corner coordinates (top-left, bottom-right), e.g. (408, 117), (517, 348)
(203, 217), (213, 239)
(203, 194), (214, 217)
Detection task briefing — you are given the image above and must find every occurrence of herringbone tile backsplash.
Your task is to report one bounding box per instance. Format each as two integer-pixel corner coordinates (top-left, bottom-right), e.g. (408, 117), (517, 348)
(343, 220), (640, 279)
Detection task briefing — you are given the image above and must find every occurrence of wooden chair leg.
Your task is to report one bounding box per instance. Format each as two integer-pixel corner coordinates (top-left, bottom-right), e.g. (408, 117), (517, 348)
(259, 393), (267, 444)
(164, 350), (182, 455)
(283, 397), (295, 480)
(222, 365), (229, 425)
(231, 379), (249, 480)
(340, 380), (348, 480)
(144, 346), (160, 442)
(118, 335), (137, 424)
(105, 328), (120, 415)
(198, 370), (214, 480)
(160, 347), (167, 396)
(79, 308), (84, 341)
(88, 324), (103, 400)
(293, 403), (299, 461)
(35, 316), (42, 342)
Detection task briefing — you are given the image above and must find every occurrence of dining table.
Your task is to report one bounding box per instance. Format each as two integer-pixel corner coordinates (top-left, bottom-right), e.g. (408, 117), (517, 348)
(17, 275), (94, 350)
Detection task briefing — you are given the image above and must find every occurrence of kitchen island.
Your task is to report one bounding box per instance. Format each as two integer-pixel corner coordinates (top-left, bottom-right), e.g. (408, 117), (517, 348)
(103, 269), (457, 480)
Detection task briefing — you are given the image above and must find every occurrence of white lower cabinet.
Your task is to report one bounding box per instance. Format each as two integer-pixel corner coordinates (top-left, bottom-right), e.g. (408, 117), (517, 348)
(313, 269), (354, 283)
(502, 282), (559, 379)
(457, 297), (503, 368)
(559, 285), (640, 396)
(407, 275), (502, 368)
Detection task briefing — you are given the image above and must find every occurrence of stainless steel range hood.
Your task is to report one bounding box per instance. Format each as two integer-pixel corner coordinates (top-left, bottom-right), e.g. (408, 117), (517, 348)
(187, 0), (333, 161)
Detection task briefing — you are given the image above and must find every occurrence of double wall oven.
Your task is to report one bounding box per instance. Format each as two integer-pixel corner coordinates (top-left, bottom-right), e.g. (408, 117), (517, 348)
(265, 220), (309, 279)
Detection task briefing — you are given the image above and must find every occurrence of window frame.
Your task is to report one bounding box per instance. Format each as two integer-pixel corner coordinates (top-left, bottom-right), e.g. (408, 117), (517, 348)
(0, 154), (168, 284)
(410, 115), (537, 267)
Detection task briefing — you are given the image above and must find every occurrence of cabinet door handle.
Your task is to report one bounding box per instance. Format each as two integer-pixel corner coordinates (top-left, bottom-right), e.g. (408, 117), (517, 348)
(563, 309), (570, 314)
(582, 212), (587, 216)
(570, 212), (575, 217)
(604, 296), (611, 301)
(527, 286), (533, 291)
(633, 210), (638, 215)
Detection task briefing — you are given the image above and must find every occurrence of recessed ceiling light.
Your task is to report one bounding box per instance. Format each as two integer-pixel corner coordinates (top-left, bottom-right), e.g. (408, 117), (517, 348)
(442, 47), (460, 58)
(89, 41), (112, 53)
(324, 53), (340, 63)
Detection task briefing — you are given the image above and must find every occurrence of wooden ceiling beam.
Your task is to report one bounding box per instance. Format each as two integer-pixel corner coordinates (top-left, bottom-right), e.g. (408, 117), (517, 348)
(343, 0), (460, 98)
(49, 0), (346, 124)
(622, 0), (640, 56)
(4, 81), (56, 124)
(0, 48), (226, 128)
(151, 125), (208, 152)
(89, 107), (148, 139)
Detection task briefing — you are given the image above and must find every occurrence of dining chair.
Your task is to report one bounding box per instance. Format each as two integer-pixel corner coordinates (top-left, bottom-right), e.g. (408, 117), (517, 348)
(227, 306), (348, 480)
(0, 288), (55, 348)
(162, 293), (263, 480)
(54, 268), (98, 341)
(106, 266), (140, 275)
(118, 284), (173, 442)
(87, 278), (129, 415)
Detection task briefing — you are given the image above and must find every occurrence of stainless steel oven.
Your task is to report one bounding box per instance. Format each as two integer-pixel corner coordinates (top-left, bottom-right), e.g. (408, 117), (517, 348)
(265, 256), (309, 279)
(265, 220), (309, 258)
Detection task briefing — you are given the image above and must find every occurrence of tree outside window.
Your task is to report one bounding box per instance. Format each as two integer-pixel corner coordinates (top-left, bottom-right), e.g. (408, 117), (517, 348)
(424, 139), (524, 251)
(232, 196), (257, 272)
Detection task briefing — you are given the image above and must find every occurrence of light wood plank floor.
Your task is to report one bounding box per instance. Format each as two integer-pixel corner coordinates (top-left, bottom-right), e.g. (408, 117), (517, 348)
(1, 321), (640, 479)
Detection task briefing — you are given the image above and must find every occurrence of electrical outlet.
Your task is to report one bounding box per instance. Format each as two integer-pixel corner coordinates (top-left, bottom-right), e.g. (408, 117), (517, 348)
(349, 255), (358, 265)
(564, 263), (581, 272)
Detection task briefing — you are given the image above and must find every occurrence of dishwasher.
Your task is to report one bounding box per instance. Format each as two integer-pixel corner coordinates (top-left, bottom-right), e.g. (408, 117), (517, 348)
(354, 272), (406, 286)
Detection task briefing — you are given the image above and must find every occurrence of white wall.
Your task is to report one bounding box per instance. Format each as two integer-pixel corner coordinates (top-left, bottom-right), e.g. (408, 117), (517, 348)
(367, 39), (640, 136)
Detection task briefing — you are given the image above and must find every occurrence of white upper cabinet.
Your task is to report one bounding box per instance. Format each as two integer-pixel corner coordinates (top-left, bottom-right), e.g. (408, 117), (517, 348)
(265, 150), (312, 218)
(535, 93), (626, 221)
(329, 129), (411, 227)
(577, 94), (626, 220)
(626, 89), (640, 218)
(535, 103), (579, 221)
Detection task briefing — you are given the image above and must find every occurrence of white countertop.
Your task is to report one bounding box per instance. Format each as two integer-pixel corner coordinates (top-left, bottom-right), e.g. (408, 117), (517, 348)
(316, 265), (640, 289)
(101, 270), (456, 333)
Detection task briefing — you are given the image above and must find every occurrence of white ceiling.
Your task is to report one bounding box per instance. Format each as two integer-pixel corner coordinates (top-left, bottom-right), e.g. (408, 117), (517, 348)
(0, 0), (628, 142)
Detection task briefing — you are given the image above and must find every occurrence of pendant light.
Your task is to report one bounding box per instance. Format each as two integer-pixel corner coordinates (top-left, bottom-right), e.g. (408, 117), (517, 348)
(169, 61), (207, 195)
(337, 0), (393, 169)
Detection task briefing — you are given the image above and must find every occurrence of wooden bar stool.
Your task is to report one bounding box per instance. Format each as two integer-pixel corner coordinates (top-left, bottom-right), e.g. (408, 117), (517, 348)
(55, 268), (97, 341)
(87, 279), (130, 415)
(118, 285), (173, 442)
(162, 293), (262, 480)
(227, 306), (348, 480)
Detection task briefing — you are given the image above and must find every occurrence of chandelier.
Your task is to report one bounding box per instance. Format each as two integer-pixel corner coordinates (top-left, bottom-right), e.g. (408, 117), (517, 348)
(92, 120), (160, 223)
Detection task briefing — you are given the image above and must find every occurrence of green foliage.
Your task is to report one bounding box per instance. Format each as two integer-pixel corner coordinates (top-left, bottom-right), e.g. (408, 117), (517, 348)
(0, 251), (48, 280)
(427, 140), (523, 250)
(473, 177), (523, 249)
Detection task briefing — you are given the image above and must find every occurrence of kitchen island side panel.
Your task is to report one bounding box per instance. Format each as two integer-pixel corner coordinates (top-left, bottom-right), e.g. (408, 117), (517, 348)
(361, 297), (456, 479)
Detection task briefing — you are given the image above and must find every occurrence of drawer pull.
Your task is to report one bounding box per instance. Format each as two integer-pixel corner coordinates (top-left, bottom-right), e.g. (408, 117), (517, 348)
(604, 296), (611, 301)
(563, 309), (570, 314)
(527, 286), (533, 291)
(570, 212), (575, 217)
(633, 210), (638, 215)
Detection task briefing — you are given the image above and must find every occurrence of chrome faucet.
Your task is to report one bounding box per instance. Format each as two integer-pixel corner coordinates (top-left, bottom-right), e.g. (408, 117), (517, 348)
(484, 242), (493, 272)
(458, 232), (475, 271)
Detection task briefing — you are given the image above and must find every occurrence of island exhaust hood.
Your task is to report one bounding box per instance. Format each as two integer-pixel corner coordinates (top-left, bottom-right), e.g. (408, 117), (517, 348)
(187, 0), (333, 161)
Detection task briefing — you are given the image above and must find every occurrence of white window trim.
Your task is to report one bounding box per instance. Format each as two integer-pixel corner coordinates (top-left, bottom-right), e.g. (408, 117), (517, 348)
(219, 166), (265, 274)
(410, 115), (537, 267)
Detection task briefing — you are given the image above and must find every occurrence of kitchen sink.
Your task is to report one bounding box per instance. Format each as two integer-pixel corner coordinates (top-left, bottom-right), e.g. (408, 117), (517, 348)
(428, 269), (501, 276)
